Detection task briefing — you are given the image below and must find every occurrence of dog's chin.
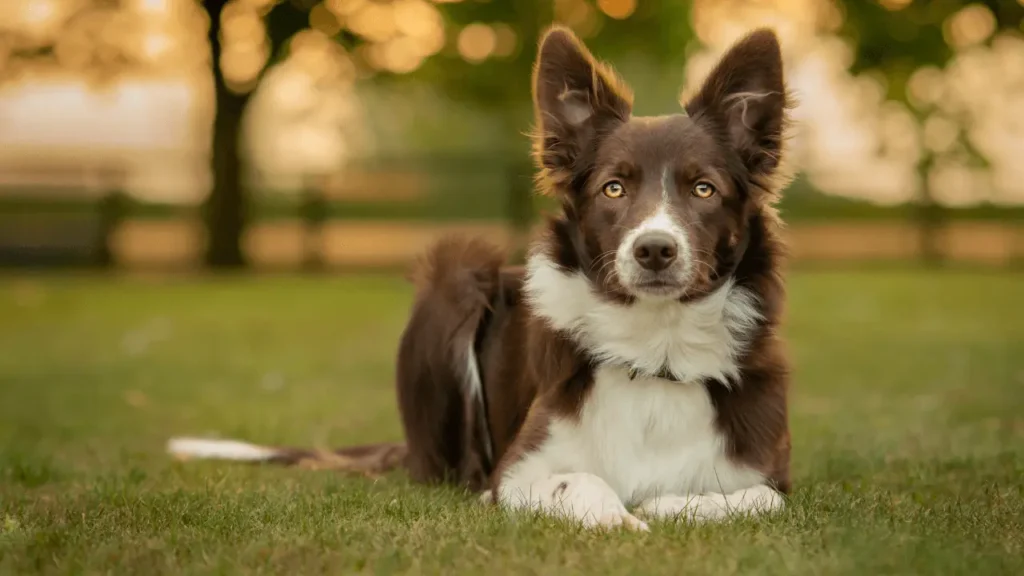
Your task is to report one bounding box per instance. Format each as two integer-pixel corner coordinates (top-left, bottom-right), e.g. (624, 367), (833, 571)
(624, 276), (689, 301)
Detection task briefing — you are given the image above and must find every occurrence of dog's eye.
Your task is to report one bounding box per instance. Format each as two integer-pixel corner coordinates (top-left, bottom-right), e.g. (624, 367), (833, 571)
(692, 182), (716, 199)
(602, 181), (625, 199)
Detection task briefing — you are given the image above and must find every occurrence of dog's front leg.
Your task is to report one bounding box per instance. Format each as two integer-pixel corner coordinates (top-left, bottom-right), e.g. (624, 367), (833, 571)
(636, 484), (784, 523)
(498, 471), (648, 531)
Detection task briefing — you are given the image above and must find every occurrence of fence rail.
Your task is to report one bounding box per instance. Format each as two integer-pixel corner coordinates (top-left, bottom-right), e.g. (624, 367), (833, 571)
(1, 155), (1021, 270)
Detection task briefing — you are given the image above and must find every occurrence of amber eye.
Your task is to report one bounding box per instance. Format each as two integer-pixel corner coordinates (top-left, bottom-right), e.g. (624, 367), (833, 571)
(602, 181), (625, 199)
(693, 182), (716, 199)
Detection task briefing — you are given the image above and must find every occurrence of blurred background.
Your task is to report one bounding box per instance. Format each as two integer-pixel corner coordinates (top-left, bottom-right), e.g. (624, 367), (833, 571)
(2, 6), (1022, 569)
(0, 0), (1022, 271)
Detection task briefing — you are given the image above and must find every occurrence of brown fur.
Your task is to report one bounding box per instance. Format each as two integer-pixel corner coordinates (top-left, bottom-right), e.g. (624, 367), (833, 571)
(394, 236), (506, 490)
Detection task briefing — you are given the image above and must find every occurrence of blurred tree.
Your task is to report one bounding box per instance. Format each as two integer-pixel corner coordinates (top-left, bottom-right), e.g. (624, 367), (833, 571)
(207, 0), (246, 267)
(1, 0), (697, 267)
(227, 0), (696, 265)
(837, 0), (1024, 261)
(206, 0), (310, 267)
(408, 0), (693, 123)
(839, 0), (1024, 101)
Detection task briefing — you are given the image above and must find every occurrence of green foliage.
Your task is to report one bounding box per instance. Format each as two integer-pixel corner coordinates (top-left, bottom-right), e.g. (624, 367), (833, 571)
(838, 0), (1024, 101)
(408, 0), (693, 111)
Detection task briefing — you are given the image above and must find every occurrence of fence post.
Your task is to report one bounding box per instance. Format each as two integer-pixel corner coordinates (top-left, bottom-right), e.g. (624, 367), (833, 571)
(1013, 219), (1023, 270)
(918, 198), (945, 267)
(916, 154), (944, 267)
(95, 190), (126, 268)
(301, 175), (327, 272)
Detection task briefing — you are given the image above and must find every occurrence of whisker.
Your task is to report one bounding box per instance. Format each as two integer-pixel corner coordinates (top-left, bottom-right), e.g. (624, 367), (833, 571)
(588, 249), (618, 278)
(596, 258), (618, 279)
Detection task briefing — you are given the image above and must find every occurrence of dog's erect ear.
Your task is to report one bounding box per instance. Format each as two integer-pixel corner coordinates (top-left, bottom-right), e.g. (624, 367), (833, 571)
(532, 26), (632, 191)
(685, 29), (788, 179)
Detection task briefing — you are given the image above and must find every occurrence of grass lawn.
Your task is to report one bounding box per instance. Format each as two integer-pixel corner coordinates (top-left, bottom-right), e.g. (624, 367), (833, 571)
(1, 270), (1022, 574)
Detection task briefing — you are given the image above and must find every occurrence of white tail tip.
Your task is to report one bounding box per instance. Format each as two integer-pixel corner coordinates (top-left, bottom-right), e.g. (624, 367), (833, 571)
(167, 437), (280, 462)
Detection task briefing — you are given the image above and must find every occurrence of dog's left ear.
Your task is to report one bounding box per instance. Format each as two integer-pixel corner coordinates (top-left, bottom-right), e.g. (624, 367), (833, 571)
(684, 29), (788, 179)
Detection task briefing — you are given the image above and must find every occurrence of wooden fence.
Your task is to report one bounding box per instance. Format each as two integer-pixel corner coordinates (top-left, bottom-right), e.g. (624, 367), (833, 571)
(1, 155), (1021, 270)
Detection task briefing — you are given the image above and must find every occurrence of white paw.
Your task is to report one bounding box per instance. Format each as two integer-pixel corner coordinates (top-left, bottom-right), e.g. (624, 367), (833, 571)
(547, 473), (649, 531)
(732, 484), (785, 514)
(637, 493), (730, 522)
(502, 472), (649, 531)
(637, 485), (783, 523)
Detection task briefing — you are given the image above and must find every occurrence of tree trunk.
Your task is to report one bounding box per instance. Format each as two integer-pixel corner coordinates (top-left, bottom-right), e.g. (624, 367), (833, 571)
(205, 0), (249, 268)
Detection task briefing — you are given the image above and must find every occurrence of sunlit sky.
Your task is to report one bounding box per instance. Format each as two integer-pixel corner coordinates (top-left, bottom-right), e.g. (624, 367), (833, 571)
(1, 0), (1022, 206)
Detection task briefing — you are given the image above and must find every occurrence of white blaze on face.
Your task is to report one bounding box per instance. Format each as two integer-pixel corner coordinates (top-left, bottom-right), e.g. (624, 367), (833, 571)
(614, 166), (692, 294)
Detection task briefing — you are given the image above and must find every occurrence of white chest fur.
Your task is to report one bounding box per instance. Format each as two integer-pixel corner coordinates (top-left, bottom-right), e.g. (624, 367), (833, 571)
(524, 254), (762, 384)
(501, 365), (764, 507)
(498, 254), (774, 526)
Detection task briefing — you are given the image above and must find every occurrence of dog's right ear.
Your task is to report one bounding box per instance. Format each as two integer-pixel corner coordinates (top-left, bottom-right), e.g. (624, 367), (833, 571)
(532, 26), (632, 194)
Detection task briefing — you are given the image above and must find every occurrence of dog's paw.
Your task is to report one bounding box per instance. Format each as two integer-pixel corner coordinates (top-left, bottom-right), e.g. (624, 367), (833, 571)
(636, 493), (730, 522)
(499, 471), (648, 531)
(731, 484), (785, 514)
(637, 485), (783, 523)
(581, 507), (650, 531)
(543, 472), (649, 531)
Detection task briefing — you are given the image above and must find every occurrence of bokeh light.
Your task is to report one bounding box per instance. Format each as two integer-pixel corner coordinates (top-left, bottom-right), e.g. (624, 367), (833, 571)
(879, 0), (912, 10)
(493, 23), (517, 58)
(686, 0), (1024, 208)
(943, 3), (996, 49)
(457, 23), (497, 64)
(554, 0), (601, 38)
(597, 0), (637, 20)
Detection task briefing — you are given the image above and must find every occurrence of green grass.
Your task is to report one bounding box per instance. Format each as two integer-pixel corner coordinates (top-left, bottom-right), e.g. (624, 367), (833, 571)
(1, 271), (1023, 574)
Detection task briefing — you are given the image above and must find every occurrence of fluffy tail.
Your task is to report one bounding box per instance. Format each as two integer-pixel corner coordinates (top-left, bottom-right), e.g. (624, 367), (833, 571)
(166, 437), (407, 475)
(398, 236), (506, 487)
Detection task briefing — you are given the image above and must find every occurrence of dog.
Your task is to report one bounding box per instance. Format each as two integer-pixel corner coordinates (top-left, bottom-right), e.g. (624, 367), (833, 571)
(169, 25), (793, 531)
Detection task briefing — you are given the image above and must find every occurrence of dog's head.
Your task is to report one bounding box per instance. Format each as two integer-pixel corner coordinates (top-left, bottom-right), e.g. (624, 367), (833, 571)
(532, 27), (790, 302)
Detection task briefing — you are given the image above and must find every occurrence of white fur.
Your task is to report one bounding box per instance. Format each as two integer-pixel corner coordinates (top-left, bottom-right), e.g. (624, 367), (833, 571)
(558, 89), (593, 126)
(499, 253), (778, 528)
(166, 437), (279, 461)
(614, 205), (694, 295)
(500, 471), (649, 531)
(525, 253), (761, 385)
(723, 90), (778, 132)
(661, 166), (673, 201)
(637, 484), (783, 522)
(464, 343), (493, 463)
(497, 365), (769, 523)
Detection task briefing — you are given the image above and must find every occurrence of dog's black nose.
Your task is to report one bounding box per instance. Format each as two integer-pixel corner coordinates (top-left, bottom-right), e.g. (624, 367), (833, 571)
(633, 232), (678, 272)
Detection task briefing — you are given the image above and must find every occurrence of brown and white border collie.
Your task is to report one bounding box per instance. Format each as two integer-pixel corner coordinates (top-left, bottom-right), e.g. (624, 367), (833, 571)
(169, 26), (793, 531)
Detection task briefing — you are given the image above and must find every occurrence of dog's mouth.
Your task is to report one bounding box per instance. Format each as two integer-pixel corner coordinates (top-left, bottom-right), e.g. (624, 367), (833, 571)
(627, 275), (689, 299)
(613, 255), (692, 300)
